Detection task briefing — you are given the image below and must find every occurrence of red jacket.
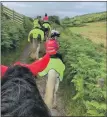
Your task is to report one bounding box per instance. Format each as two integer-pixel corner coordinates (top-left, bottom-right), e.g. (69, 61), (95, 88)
(43, 16), (48, 21)
(45, 39), (59, 55)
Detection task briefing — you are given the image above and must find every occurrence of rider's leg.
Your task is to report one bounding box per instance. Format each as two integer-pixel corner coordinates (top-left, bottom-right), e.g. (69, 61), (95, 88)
(56, 53), (64, 63)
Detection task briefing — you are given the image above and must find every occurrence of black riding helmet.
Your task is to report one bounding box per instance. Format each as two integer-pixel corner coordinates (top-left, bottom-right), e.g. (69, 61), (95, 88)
(45, 13), (47, 16)
(51, 32), (60, 38)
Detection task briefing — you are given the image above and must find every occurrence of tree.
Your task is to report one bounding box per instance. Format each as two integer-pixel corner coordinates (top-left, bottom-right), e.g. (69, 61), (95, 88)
(49, 15), (60, 25)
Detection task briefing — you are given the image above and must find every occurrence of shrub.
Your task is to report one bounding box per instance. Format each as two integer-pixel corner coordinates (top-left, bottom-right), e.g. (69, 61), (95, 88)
(23, 16), (33, 35)
(1, 14), (33, 52)
(1, 11), (33, 65)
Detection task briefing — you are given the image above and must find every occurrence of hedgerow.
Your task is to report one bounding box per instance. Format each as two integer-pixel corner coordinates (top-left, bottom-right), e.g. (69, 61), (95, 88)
(1, 13), (33, 65)
(1, 13), (33, 52)
(59, 29), (106, 116)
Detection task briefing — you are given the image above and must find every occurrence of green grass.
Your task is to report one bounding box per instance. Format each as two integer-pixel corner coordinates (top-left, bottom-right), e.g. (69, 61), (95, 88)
(1, 38), (28, 65)
(60, 83), (86, 116)
(69, 21), (106, 47)
(62, 11), (107, 25)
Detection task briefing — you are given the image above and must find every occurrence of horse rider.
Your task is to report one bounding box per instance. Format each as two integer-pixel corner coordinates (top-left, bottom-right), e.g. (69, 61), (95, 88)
(45, 29), (63, 62)
(42, 13), (51, 40)
(38, 30), (65, 109)
(28, 18), (45, 59)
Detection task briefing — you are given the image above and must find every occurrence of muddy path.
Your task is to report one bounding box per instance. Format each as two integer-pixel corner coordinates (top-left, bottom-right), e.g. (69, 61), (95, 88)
(19, 44), (66, 116)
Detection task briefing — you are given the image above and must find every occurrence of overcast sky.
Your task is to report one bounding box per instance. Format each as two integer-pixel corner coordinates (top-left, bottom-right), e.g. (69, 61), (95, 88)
(2, 2), (106, 18)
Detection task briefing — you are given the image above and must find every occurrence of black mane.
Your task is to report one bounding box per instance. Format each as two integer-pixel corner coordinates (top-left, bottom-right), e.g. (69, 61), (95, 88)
(1, 65), (51, 117)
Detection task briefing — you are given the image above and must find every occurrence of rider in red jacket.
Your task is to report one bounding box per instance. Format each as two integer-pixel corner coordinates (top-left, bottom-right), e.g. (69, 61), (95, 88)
(45, 30), (60, 55)
(45, 38), (59, 55)
(45, 30), (63, 63)
(43, 13), (49, 21)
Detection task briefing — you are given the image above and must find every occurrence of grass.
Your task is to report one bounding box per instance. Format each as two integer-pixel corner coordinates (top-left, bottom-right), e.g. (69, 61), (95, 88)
(60, 83), (86, 116)
(69, 21), (106, 47)
(1, 38), (28, 65)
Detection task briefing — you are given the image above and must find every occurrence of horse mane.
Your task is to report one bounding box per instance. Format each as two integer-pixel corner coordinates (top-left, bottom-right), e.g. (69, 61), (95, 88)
(1, 65), (51, 117)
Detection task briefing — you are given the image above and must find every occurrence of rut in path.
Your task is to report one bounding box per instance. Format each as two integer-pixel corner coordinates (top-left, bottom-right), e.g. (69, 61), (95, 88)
(19, 43), (66, 116)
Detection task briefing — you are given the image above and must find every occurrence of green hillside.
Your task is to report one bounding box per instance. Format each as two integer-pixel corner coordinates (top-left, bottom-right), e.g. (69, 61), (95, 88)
(62, 11), (107, 27)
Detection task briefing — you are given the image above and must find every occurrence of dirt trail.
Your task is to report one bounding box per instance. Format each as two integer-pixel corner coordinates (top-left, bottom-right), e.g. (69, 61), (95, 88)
(19, 44), (66, 116)
(19, 44), (30, 63)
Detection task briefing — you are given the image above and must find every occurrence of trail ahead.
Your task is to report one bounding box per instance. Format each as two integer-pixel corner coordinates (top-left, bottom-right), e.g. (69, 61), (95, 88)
(19, 44), (66, 116)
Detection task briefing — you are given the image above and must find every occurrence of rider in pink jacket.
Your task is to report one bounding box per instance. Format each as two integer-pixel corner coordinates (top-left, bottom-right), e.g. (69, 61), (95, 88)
(43, 13), (49, 21)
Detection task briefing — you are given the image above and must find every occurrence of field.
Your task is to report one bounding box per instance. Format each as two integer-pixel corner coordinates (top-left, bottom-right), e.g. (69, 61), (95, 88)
(69, 21), (106, 47)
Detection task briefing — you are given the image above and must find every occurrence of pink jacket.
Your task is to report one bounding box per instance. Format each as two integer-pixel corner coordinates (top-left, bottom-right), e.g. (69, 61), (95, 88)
(43, 16), (48, 21)
(45, 39), (59, 55)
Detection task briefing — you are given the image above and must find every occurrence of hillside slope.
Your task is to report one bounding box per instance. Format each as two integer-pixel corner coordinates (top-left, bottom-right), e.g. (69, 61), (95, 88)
(62, 11), (107, 27)
(61, 11), (106, 47)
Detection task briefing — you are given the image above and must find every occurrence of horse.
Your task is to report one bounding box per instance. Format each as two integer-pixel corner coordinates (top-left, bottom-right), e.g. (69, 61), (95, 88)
(38, 55), (65, 109)
(1, 54), (51, 117)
